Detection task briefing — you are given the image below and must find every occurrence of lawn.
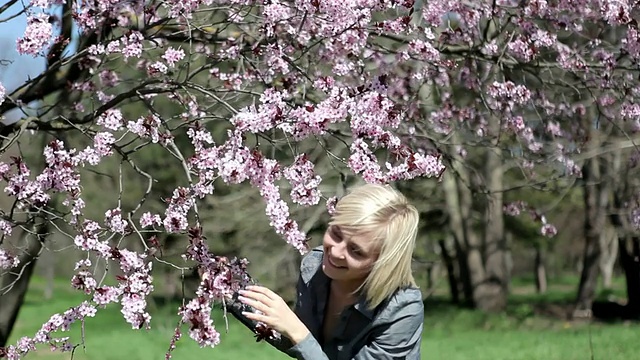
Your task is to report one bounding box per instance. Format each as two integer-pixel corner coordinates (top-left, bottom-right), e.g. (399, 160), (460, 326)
(6, 276), (637, 360)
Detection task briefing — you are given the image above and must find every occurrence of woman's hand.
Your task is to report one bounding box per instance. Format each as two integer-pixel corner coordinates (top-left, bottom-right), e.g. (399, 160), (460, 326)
(238, 285), (310, 344)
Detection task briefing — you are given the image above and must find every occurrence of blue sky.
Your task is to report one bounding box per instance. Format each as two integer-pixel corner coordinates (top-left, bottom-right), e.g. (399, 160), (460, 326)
(0, 3), (69, 122)
(0, 2), (46, 93)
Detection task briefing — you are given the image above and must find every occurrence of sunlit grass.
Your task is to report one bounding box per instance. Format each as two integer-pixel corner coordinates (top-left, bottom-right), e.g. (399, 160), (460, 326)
(7, 275), (636, 360)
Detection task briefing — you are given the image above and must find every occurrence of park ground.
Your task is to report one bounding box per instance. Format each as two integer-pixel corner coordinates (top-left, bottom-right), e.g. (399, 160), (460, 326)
(7, 276), (637, 360)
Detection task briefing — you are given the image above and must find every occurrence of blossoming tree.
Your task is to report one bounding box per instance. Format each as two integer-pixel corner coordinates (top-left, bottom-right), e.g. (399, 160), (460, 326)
(1, 0), (640, 358)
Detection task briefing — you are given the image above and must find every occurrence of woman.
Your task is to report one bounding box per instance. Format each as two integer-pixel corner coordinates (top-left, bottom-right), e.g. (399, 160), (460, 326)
(237, 183), (424, 359)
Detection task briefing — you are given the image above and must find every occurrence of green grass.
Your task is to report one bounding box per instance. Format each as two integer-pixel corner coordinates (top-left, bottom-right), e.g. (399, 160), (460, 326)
(7, 276), (637, 359)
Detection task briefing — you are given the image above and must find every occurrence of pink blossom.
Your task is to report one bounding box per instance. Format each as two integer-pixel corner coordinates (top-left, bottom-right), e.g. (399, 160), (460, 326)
(105, 208), (128, 235)
(162, 47), (185, 67)
(97, 109), (124, 131)
(0, 82), (5, 105)
(30, 0), (51, 7)
(230, 88), (285, 133)
(16, 14), (53, 56)
(148, 61), (168, 75)
(140, 212), (162, 228)
(406, 39), (440, 62)
(632, 207), (640, 230)
(180, 298), (220, 347)
(487, 81), (531, 105)
(503, 201), (528, 216)
(0, 249), (20, 269)
(99, 70), (120, 87)
(0, 219), (13, 236)
(348, 139), (383, 183)
(541, 224), (558, 237)
(127, 115), (172, 144)
(601, 0), (631, 24)
(71, 270), (97, 294)
(93, 286), (123, 305)
(326, 197), (338, 216)
(283, 155), (322, 206)
(121, 32), (144, 59)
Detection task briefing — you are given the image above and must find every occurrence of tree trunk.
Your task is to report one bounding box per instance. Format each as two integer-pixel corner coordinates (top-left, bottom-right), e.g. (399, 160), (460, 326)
(0, 221), (48, 347)
(42, 246), (55, 300)
(475, 141), (508, 312)
(608, 144), (640, 318)
(619, 237), (640, 317)
(443, 168), (483, 308)
(534, 246), (548, 294)
(599, 225), (618, 290)
(438, 239), (459, 304)
(575, 156), (609, 314)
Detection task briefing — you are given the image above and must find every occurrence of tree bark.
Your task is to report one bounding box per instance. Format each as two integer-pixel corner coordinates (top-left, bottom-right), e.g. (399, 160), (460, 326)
(608, 144), (640, 318)
(443, 168), (483, 308)
(575, 156), (609, 313)
(619, 237), (640, 317)
(534, 246), (548, 294)
(42, 246), (55, 300)
(475, 141), (508, 312)
(0, 221), (48, 347)
(438, 239), (459, 304)
(599, 225), (618, 290)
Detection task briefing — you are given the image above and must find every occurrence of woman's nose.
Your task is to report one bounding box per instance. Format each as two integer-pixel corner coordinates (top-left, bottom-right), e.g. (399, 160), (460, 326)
(332, 243), (346, 259)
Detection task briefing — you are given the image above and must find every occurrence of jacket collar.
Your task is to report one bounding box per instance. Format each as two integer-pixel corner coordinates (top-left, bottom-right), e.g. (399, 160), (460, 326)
(308, 247), (376, 320)
(353, 295), (376, 319)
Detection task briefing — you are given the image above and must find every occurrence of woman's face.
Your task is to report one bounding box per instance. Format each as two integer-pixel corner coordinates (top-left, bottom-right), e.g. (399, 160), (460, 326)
(321, 225), (379, 284)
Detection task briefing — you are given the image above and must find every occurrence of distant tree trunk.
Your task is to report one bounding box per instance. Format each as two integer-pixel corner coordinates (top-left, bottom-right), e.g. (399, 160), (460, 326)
(0, 220), (48, 347)
(42, 246), (55, 300)
(619, 237), (640, 316)
(608, 145), (640, 318)
(599, 225), (618, 290)
(425, 265), (434, 292)
(475, 141), (508, 312)
(576, 155), (610, 313)
(534, 246), (548, 294)
(438, 239), (459, 304)
(443, 168), (482, 308)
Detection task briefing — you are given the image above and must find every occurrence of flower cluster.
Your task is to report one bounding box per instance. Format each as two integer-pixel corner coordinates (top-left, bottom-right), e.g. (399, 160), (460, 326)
(283, 155), (322, 206)
(16, 13), (53, 56)
(127, 115), (173, 145)
(176, 227), (253, 348)
(1, 301), (97, 359)
(0, 82), (5, 106)
(503, 201), (558, 238)
(0, 249), (19, 269)
(632, 206), (640, 230)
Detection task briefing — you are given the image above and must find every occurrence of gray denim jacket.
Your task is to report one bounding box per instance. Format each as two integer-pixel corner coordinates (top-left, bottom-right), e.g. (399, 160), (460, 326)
(277, 246), (424, 360)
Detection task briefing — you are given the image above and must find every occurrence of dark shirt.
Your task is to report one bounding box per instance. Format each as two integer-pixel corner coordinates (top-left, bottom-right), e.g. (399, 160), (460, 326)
(282, 246), (424, 360)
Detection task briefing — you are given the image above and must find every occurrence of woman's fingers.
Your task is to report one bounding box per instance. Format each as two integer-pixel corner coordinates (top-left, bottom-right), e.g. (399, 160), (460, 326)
(238, 296), (269, 313)
(245, 285), (277, 300)
(239, 289), (272, 305)
(242, 310), (270, 324)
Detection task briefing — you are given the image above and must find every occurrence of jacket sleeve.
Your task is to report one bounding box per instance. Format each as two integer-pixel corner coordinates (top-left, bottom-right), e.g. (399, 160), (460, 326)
(224, 292), (294, 352)
(229, 248), (323, 356)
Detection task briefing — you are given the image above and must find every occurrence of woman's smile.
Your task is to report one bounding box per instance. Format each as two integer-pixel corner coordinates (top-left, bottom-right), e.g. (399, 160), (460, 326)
(324, 255), (346, 269)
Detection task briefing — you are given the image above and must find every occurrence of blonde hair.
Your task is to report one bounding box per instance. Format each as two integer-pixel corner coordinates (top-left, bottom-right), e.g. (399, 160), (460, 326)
(329, 183), (419, 309)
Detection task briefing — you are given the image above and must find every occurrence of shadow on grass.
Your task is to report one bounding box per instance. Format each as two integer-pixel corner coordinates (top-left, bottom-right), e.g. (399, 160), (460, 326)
(423, 283), (640, 332)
